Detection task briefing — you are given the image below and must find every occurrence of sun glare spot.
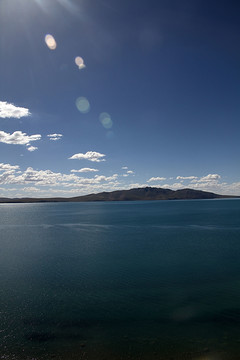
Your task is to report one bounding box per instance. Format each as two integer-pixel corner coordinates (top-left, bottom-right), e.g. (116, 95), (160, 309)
(76, 97), (90, 114)
(99, 112), (112, 129)
(75, 56), (86, 70)
(45, 34), (57, 50)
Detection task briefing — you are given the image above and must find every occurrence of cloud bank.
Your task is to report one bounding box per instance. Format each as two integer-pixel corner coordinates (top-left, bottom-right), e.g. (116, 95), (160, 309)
(0, 164), (239, 198)
(0, 165), (119, 191)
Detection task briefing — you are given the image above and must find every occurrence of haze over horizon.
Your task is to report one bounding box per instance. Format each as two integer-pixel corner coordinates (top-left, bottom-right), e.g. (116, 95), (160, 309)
(0, 0), (240, 197)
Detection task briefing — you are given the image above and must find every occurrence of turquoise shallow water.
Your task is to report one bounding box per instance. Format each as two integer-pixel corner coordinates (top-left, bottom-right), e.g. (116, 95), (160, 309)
(1, 199), (240, 360)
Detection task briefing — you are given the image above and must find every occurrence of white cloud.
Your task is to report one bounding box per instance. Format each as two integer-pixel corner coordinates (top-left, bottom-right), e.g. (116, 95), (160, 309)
(22, 187), (43, 192)
(94, 174), (118, 182)
(69, 151), (106, 162)
(190, 174), (221, 184)
(0, 165), (239, 198)
(122, 170), (134, 177)
(0, 167), (76, 186)
(223, 182), (240, 195)
(27, 146), (38, 152)
(0, 131), (41, 146)
(161, 182), (185, 190)
(71, 168), (99, 173)
(176, 176), (198, 180)
(129, 183), (148, 188)
(66, 174), (118, 185)
(0, 170), (16, 184)
(0, 163), (19, 171)
(0, 166), (118, 188)
(147, 177), (167, 182)
(189, 180), (240, 195)
(0, 101), (30, 118)
(12, 181), (123, 198)
(161, 173), (240, 195)
(122, 166), (128, 170)
(47, 133), (63, 141)
(197, 174), (221, 182)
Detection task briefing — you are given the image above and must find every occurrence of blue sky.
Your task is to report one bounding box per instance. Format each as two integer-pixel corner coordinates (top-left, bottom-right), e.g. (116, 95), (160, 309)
(0, 0), (240, 197)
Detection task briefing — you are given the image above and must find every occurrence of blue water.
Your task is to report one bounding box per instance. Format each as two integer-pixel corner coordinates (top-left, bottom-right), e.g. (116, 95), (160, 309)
(0, 199), (240, 359)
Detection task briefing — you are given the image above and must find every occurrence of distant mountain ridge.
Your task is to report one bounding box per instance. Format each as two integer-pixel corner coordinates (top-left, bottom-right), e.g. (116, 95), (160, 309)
(0, 187), (238, 203)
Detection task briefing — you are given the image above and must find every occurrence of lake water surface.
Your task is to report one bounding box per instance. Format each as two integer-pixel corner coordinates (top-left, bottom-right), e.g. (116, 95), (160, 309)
(1, 199), (240, 359)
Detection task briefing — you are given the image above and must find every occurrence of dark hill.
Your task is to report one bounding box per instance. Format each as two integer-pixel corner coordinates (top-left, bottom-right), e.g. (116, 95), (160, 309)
(69, 187), (225, 202)
(0, 187), (237, 203)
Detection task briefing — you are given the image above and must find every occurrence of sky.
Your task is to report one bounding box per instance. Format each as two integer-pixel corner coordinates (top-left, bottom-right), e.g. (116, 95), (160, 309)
(0, 0), (240, 197)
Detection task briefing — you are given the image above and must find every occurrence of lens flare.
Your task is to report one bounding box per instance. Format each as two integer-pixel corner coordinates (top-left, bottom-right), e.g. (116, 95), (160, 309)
(99, 112), (112, 129)
(76, 97), (90, 113)
(75, 56), (86, 70)
(45, 34), (57, 50)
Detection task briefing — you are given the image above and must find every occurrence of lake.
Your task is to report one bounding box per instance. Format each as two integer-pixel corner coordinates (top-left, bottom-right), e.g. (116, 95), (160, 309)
(1, 199), (240, 359)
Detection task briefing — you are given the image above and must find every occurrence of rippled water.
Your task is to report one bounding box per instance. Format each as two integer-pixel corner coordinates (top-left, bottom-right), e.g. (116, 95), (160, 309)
(1, 199), (240, 359)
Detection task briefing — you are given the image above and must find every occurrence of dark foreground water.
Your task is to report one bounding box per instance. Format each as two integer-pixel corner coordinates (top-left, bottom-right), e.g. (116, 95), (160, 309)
(1, 199), (240, 360)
